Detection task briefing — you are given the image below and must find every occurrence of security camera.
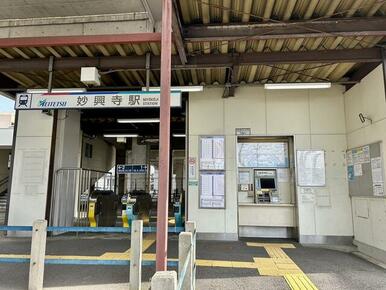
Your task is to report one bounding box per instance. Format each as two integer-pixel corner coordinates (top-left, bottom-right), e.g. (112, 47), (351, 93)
(359, 113), (372, 124)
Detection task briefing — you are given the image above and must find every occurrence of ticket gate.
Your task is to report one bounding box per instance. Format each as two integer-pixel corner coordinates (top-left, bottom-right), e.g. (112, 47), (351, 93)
(88, 190), (118, 227)
(121, 194), (138, 227)
(174, 201), (183, 227)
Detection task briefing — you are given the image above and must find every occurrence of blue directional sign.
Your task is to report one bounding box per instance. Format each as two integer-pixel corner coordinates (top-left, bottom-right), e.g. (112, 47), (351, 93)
(117, 164), (147, 174)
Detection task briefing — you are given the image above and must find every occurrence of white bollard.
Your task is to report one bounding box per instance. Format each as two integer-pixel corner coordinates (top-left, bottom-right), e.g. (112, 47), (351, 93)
(129, 220), (143, 290)
(151, 271), (177, 290)
(178, 232), (193, 290)
(28, 220), (47, 290)
(185, 222), (196, 290)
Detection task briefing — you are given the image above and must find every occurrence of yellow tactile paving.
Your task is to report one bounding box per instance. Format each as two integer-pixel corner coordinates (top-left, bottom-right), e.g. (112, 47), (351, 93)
(248, 242), (319, 290)
(284, 274), (318, 290)
(247, 242), (295, 249)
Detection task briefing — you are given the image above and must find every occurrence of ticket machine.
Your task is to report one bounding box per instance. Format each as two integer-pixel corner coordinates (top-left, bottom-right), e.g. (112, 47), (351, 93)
(254, 169), (279, 203)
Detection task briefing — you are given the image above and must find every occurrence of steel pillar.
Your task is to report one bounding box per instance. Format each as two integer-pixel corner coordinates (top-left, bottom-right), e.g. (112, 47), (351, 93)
(156, 0), (172, 271)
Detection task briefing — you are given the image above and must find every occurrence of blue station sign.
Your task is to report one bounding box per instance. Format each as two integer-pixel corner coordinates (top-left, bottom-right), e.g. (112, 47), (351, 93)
(117, 164), (147, 174)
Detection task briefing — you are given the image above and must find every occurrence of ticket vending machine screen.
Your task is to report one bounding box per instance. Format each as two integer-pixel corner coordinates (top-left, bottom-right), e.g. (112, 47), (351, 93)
(260, 178), (276, 189)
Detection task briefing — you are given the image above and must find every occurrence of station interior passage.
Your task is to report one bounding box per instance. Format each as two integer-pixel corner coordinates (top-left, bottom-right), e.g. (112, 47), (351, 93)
(48, 98), (187, 229)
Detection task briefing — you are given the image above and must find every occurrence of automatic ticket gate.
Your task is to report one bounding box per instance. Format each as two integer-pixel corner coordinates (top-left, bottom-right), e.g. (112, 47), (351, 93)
(88, 190), (118, 227)
(121, 194), (138, 227)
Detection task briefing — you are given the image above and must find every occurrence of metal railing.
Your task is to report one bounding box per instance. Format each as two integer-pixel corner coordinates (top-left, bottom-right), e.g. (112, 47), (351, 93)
(51, 168), (113, 227)
(0, 222), (186, 290)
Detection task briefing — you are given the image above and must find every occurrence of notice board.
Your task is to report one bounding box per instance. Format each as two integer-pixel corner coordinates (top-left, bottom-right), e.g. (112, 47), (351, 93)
(347, 142), (385, 197)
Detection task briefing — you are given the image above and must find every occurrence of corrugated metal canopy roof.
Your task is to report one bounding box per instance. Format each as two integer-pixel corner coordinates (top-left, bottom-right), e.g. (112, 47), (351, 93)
(0, 0), (385, 90)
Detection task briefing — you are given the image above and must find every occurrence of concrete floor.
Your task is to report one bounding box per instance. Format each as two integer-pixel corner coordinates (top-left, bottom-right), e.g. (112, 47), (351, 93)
(0, 234), (385, 290)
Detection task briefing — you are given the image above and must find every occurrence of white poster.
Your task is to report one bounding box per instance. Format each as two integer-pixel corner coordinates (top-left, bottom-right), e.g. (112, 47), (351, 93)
(200, 172), (225, 208)
(297, 150), (326, 187)
(188, 157), (197, 179)
(371, 157), (383, 182)
(354, 164), (363, 177)
(200, 136), (225, 170)
(201, 174), (213, 197)
(213, 174), (225, 196)
(373, 183), (385, 196)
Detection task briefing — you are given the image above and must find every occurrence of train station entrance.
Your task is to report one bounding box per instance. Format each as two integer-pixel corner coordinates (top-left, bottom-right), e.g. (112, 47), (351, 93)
(8, 90), (187, 231)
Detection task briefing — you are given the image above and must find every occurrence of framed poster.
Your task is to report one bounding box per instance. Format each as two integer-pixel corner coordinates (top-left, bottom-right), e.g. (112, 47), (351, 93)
(296, 150), (326, 187)
(237, 142), (289, 168)
(200, 136), (225, 170)
(199, 172), (225, 209)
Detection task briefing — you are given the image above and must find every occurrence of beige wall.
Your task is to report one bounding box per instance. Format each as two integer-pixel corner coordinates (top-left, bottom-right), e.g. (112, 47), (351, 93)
(188, 86), (353, 239)
(82, 136), (115, 172)
(344, 65), (386, 255)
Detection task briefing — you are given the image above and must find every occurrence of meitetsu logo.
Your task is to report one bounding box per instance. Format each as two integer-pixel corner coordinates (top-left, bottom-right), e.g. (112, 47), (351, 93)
(38, 99), (67, 108)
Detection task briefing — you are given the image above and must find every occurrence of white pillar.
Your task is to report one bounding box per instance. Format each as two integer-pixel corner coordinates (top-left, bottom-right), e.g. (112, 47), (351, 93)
(130, 220), (143, 290)
(178, 232), (193, 290)
(28, 220), (47, 290)
(7, 111), (53, 234)
(151, 271), (177, 290)
(185, 221), (196, 290)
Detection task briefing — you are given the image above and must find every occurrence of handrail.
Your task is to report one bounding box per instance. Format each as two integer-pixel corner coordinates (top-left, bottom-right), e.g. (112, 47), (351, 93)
(55, 167), (111, 175)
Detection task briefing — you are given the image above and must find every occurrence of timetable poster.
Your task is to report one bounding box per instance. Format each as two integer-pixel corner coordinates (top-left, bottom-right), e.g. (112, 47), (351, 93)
(200, 136), (225, 170)
(200, 172), (225, 208)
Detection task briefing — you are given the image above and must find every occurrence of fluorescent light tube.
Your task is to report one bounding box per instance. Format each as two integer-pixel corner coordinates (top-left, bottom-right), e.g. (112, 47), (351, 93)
(264, 83), (331, 90)
(117, 118), (160, 124)
(104, 134), (138, 138)
(141, 86), (203, 92)
(173, 134), (186, 137)
(26, 88), (87, 93)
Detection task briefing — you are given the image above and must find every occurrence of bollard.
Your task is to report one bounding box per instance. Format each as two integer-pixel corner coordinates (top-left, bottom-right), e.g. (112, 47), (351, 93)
(178, 232), (193, 290)
(130, 220), (143, 290)
(28, 220), (47, 290)
(185, 222), (196, 290)
(151, 271), (177, 290)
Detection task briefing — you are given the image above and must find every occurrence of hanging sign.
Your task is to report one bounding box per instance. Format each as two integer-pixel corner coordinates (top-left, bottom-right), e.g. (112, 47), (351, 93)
(15, 91), (182, 110)
(117, 164), (147, 174)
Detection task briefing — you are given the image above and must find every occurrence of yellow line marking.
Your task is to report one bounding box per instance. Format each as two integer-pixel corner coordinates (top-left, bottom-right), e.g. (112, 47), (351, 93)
(247, 242), (319, 290)
(100, 234), (156, 259)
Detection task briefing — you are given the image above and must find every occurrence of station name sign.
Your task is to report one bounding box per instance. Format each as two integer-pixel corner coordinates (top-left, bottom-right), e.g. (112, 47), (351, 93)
(117, 164), (147, 174)
(15, 91), (182, 110)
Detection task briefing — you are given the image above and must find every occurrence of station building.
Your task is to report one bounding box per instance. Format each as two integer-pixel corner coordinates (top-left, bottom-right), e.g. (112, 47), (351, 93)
(0, 0), (385, 266)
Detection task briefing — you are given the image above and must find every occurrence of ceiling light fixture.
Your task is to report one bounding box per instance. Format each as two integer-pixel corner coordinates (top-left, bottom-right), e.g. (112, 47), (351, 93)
(141, 86), (203, 92)
(264, 83), (331, 90)
(103, 134), (139, 138)
(117, 118), (160, 124)
(173, 134), (186, 138)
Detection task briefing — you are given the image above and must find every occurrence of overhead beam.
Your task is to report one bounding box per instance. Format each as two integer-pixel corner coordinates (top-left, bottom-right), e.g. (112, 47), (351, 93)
(0, 47), (381, 72)
(345, 62), (380, 90)
(0, 33), (161, 48)
(223, 65), (240, 98)
(172, 0), (187, 64)
(184, 17), (386, 42)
